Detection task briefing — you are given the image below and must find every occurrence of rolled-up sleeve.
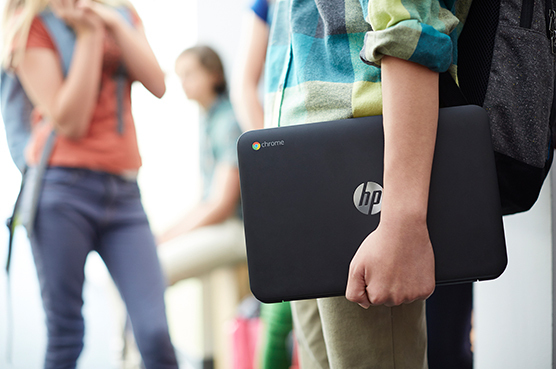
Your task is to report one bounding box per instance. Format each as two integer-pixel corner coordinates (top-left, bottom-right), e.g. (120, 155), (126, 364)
(360, 0), (461, 72)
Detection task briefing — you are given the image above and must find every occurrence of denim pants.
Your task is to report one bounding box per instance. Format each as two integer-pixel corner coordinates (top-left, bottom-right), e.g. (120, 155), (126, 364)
(30, 167), (178, 369)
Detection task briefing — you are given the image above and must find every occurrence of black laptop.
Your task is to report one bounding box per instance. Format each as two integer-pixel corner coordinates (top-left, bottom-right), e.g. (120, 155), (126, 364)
(237, 105), (507, 303)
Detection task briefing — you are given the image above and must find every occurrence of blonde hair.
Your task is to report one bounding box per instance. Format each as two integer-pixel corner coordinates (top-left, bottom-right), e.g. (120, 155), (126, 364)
(1, 0), (133, 70)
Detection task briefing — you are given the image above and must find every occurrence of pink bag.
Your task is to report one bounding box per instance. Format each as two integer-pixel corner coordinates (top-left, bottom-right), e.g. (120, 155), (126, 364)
(231, 317), (262, 369)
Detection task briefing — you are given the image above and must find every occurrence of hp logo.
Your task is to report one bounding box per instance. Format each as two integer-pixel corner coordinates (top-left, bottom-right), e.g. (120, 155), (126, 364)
(353, 182), (383, 215)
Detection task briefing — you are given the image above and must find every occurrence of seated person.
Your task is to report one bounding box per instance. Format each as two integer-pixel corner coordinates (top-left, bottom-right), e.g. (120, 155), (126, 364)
(157, 45), (245, 285)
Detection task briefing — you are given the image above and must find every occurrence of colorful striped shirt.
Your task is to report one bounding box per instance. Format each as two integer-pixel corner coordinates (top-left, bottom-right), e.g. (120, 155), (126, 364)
(264, 0), (472, 127)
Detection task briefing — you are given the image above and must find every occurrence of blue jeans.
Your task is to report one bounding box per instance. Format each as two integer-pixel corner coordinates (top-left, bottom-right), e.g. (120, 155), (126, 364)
(30, 167), (178, 369)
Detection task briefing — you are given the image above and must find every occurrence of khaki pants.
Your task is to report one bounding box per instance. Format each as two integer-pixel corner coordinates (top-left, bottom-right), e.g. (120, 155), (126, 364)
(291, 297), (428, 369)
(157, 218), (246, 285)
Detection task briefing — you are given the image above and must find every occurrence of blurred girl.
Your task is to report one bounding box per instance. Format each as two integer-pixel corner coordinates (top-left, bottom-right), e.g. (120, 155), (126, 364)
(157, 45), (245, 367)
(1, 0), (178, 368)
(157, 45), (244, 286)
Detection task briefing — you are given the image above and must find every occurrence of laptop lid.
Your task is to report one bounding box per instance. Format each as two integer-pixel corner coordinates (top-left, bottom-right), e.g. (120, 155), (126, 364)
(237, 105), (507, 303)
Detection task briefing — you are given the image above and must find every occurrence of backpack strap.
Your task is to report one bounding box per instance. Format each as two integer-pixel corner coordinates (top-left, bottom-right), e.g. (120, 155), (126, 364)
(5, 183), (23, 273)
(545, 0), (554, 42)
(40, 10), (75, 75)
(115, 64), (127, 134)
(5, 130), (56, 273)
(439, 72), (467, 108)
(113, 7), (134, 135)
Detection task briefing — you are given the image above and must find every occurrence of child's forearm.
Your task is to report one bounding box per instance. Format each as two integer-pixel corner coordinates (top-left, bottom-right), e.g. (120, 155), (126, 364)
(380, 55), (439, 227)
(18, 25), (104, 140)
(231, 12), (269, 131)
(345, 55), (438, 307)
(107, 14), (166, 98)
(52, 28), (104, 138)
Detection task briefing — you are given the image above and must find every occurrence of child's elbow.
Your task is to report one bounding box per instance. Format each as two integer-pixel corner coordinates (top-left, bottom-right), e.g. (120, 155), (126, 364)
(147, 77), (166, 98)
(154, 69), (167, 98)
(152, 82), (166, 99)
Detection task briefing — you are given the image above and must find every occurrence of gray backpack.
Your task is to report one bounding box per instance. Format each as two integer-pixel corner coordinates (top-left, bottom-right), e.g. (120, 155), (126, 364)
(450, 0), (556, 215)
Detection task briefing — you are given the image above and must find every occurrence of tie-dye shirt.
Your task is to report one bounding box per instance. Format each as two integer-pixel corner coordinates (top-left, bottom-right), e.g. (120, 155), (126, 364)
(264, 0), (472, 127)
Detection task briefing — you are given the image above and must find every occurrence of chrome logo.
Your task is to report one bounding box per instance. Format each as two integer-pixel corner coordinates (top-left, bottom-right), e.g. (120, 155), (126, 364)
(252, 142), (261, 150)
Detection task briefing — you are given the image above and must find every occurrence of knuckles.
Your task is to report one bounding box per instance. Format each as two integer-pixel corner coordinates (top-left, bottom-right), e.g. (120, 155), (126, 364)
(367, 283), (434, 307)
(346, 255), (435, 307)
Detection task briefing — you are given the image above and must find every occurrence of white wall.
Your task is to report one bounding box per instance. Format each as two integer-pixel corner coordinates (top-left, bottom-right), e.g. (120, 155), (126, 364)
(474, 176), (553, 368)
(196, 0), (253, 90)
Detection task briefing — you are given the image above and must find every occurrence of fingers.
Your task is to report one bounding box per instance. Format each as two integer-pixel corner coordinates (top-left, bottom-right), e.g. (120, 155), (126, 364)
(76, 0), (96, 12)
(344, 222), (436, 309)
(379, 292), (417, 307)
(345, 262), (372, 309)
(74, 0), (93, 18)
(49, 0), (83, 28)
(372, 282), (435, 307)
(49, 0), (66, 18)
(345, 266), (408, 308)
(78, 1), (120, 29)
(49, 0), (74, 15)
(345, 261), (435, 308)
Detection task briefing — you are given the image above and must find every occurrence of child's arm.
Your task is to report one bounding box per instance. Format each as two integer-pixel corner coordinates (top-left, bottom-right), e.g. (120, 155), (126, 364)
(17, 4), (104, 139)
(86, 3), (166, 98)
(157, 164), (241, 244)
(345, 55), (437, 307)
(231, 10), (269, 131)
